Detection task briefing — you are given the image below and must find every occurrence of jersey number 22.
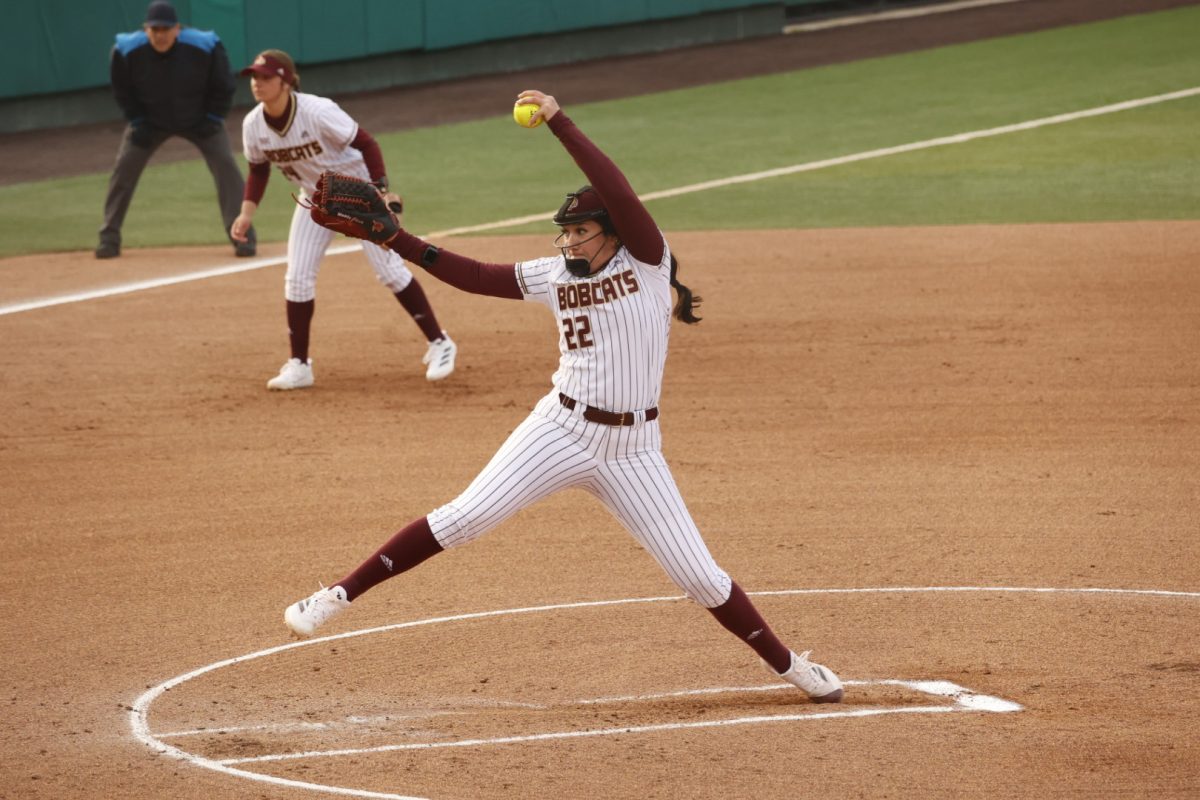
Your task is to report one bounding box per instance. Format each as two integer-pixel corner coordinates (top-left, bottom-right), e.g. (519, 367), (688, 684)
(562, 315), (593, 350)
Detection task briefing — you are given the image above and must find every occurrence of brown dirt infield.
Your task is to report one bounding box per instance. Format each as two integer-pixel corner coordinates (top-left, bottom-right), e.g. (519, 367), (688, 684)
(4, 221), (1199, 799)
(3, 2), (1199, 799)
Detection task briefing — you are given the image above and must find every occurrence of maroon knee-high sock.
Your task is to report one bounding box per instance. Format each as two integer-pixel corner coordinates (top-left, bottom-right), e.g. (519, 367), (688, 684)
(394, 280), (443, 342)
(286, 299), (315, 361)
(334, 516), (443, 601)
(707, 582), (792, 673)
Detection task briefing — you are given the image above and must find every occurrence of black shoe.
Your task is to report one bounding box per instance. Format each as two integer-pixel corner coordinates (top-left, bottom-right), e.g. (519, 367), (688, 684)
(235, 242), (257, 258)
(95, 242), (120, 259)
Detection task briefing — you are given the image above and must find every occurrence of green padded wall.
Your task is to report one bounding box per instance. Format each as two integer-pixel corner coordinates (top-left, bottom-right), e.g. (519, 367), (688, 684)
(3, 0), (193, 99)
(3, 0), (792, 99)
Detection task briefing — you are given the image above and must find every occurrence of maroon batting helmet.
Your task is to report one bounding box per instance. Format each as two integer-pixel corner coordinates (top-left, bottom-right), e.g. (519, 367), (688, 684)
(553, 185), (609, 226)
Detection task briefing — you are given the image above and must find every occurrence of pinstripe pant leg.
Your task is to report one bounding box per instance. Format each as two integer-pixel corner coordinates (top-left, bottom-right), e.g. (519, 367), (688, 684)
(361, 240), (415, 293)
(285, 202), (334, 302)
(428, 412), (603, 549)
(592, 428), (731, 608)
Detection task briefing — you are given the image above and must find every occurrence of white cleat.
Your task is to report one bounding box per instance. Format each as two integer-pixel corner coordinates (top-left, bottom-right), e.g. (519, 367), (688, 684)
(772, 650), (844, 703)
(423, 333), (457, 381)
(267, 358), (314, 391)
(284, 585), (350, 637)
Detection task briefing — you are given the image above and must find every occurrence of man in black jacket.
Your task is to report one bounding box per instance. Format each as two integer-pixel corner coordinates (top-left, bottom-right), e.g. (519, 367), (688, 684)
(96, 0), (255, 259)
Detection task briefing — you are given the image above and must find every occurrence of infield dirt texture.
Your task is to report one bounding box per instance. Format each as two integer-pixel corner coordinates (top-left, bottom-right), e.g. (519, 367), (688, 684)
(2, 1), (1199, 799)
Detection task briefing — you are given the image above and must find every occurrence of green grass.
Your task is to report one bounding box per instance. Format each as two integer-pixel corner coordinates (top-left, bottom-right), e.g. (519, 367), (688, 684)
(1, 6), (1198, 257)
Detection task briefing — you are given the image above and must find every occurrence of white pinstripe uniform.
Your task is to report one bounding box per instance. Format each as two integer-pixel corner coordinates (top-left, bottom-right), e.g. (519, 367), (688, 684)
(241, 93), (414, 302)
(427, 238), (732, 608)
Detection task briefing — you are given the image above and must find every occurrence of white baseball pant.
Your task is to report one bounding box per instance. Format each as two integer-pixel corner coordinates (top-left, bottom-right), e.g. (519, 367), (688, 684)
(428, 391), (733, 608)
(284, 201), (414, 301)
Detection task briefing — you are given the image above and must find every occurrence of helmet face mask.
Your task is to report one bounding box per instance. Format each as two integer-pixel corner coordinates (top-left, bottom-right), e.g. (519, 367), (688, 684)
(564, 256), (595, 278)
(556, 225), (608, 277)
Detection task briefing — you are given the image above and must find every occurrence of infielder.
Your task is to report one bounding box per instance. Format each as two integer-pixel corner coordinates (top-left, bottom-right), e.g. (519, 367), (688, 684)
(284, 90), (843, 702)
(231, 50), (457, 389)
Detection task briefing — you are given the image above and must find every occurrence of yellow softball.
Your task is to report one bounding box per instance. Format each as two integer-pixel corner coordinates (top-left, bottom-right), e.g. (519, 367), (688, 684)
(513, 102), (543, 128)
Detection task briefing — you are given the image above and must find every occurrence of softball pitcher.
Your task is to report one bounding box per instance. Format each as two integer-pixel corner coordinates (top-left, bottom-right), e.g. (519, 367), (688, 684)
(284, 90), (843, 702)
(231, 50), (457, 389)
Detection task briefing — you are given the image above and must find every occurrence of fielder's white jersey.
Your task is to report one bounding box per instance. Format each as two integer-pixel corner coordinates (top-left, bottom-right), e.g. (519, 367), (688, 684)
(516, 240), (673, 413)
(242, 92), (367, 196)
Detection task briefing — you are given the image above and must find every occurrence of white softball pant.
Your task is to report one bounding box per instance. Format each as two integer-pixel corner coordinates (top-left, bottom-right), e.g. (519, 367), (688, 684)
(284, 201), (414, 302)
(428, 391), (733, 608)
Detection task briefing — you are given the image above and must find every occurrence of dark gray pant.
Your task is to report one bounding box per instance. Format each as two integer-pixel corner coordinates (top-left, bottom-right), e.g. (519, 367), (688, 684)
(98, 124), (255, 249)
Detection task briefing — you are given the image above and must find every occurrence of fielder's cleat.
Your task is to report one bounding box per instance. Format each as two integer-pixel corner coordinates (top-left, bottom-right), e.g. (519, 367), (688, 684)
(234, 242), (257, 258)
(267, 358), (314, 390)
(772, 650), (844, 703)
(284, 584), (350, 637)
(423, 333), (457, 381)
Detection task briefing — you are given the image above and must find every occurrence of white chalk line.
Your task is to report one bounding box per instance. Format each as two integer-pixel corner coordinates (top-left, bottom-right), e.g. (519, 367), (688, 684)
(157, 697), (544, 739)
(156, 712), (462, 740)
(753, 585), (1200, 598)
(633, 86), (1200, 203)
(578, 678), (1020, 713)
(5, 84), (1199, 318)
(154, 678), (1012, 740)
(214, 679), (1019, 766)
(218, 708), (948, 766)
(130, 585), (1198, 799)
(784, 0), (1033, 34)
(0, 245), (356, 317)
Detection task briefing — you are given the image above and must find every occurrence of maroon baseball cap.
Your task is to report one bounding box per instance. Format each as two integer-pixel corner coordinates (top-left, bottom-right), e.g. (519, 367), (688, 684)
(239, 52), (296, 85)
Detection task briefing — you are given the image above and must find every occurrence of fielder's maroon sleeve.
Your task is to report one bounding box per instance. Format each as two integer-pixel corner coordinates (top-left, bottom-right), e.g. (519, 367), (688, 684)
(243, 160), (270, 204)
(389, 231), (523, 299)
(547, 112), (664, 266)
(349, 127), (387, 183)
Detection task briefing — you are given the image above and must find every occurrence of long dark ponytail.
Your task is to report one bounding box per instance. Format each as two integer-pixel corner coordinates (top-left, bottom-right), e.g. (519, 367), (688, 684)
(669, 255), (702, 324)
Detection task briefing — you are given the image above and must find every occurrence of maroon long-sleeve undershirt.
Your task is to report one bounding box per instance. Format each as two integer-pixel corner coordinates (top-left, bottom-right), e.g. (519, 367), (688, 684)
(348, 127), (387, 182)
(389, 231), (523, 299)
(546, 112), (664, 266)
(244, 160), (270, 204)
(387, 111), (661, 299)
